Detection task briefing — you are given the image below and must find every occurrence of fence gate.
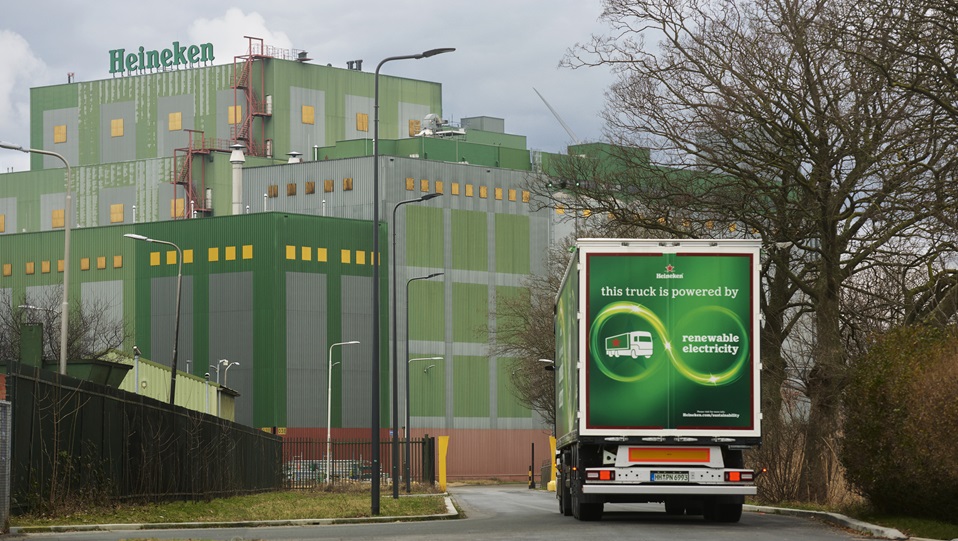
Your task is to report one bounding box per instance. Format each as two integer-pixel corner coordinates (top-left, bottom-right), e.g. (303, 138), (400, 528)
(283, 436), (436, 489)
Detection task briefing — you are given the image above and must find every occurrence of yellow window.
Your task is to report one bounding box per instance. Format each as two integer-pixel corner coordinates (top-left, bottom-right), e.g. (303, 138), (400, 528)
(324, 180), (334, 193)
(53, 125), (67, 144)
(267, 185), (278, 198)
(479, 186), (488, 199)
(303, 105), (315, 125)
(420, 179), (429, 193)
(508, 189), (516, 202)
(111, 118), (124, 137)
(409, 119), (421, 137)
(169, 112), (182, 131)
(451, 183), (460, 195)
(306, 181), (316, 194)
(166, 250), (177, 265)
(317, 248), (328, 262)
(243, 245), (253, 259)
(343, 178), (353, 190)
(184, 249), (193, 264)
(225, 246), (236, 261)
(465, 184), (474, 197)
(150, 252), (160, 266)
(495, 188), (503, 200)
(113, 255), (123, 268)
(406, 178), (415, 191)
(57, 259), (63, 272)
(80, 258), (90, 271)
(41, 261), (51, 274)
(209, 247), (220, 262)
(302, 246), (312, 261)
(286, 245), (296, 260)
(356, 251), (366, 265)
(287, 183), (297, 196)
(170, 198), (184, 218)
(97, 256), (106, 270)
(2, 263), (11, 277)
(356, 112), (368, 132)
(228, 105), (242, 125)
(110, 203), (124, 223)
(341, 249), (351, 264)
(522, 190), (530, 203)
(0, 214), (5, 233)
(26, 262), (35, 275)
(435, 181), (444, 194)
(51, 209), (65, 229)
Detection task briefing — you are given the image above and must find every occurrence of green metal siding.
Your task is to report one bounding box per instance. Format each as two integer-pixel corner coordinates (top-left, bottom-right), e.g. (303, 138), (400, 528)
(410, 357), (445, 417)
(452, 282), (488, 343)
(408, 280), (444, 342)
(495, 214), (530, 274)
(406, 206), (444, 268)
(496, 357), (532, 418)
(454, 355), (490, 417)
(452, 210), (487, 271)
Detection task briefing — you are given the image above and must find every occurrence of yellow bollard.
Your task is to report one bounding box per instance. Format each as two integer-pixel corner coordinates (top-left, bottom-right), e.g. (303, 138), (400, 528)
(438, 436), (449, 492)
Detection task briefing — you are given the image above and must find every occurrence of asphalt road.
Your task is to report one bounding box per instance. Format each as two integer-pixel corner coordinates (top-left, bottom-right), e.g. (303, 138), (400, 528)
(8, 485), (870, 541)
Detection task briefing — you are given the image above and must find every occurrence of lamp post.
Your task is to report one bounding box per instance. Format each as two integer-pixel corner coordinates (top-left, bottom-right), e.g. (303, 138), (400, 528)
(390, 195), (442, 498)
(404, 272), (443, 492)
(1, 141), (72, 375)
(328, 340), (359, 485)
(371, 46), (454, 514)
(405, 355), (442, 491)
(124, 233), (183, 405)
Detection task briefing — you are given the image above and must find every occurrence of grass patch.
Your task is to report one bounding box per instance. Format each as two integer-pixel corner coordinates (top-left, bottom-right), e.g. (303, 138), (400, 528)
(12, 486), (448, 528)
(842, 506), (958, 540)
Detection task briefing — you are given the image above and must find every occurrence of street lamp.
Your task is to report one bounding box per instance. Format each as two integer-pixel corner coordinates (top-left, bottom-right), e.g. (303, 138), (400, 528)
(2, 141), (72, 375)
(328, 340), (359, 485)
(124, 233), (183, 405)
(371, 46), (454, 514)
(390, 194), (442, 498)
(404, 272), (443, 491)
(406, 355), (442, 491)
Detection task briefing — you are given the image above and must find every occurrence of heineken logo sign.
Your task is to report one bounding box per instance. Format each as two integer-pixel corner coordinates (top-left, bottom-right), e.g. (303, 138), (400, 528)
(109, 42), (215, 75)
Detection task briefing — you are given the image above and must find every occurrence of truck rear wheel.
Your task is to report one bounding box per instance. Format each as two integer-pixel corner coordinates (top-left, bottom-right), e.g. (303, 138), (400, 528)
(572, 487), (603, 521)
(703, 501), (743, 523)
(558, 471), (572, 516)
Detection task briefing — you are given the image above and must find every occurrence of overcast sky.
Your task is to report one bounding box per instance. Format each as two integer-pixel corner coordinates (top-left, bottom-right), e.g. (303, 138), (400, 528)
(0, 1), (616, 172)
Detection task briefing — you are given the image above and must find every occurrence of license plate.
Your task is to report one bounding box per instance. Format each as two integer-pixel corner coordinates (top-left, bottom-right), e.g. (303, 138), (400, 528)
(651, 471), (689, 482)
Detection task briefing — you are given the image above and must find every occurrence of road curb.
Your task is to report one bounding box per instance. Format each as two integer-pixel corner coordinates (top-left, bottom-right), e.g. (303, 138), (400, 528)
(746, 504), (909, 540)
(9, 495), (461, 535)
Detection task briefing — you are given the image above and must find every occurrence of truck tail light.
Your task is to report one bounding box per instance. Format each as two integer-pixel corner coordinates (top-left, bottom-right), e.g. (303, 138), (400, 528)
(586, 470), (615, 481)
(725, 471), (754, 482)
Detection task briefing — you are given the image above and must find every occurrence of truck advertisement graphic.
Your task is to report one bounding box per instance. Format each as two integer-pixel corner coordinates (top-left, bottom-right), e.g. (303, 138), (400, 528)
(585, 250), (757, 433)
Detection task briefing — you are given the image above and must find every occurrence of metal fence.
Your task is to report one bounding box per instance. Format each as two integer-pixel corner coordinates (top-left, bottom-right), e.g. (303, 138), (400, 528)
(282, 436), (436, 489)
(5, 364), (283, 514)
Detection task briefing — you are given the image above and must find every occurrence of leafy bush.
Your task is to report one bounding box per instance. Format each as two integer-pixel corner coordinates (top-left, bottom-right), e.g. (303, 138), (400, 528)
(842, 325), (958, 522)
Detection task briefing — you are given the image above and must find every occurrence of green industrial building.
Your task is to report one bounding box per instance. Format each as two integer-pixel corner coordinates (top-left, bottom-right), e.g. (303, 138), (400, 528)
(0, 36), (575, 478)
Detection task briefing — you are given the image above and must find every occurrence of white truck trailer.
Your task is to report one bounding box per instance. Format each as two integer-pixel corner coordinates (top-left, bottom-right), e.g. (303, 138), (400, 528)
(553, 239), (762, 522)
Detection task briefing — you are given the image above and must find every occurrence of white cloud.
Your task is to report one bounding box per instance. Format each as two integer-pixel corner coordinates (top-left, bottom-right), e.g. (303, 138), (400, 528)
(189, 8), (294, 61)
(0, 30), (48, 170)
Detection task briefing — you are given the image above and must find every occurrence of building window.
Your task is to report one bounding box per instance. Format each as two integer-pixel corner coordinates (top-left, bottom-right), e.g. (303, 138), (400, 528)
(2, 263), (11, 277)
(51, 209), (65, 229)
(302, 246), (312, 261)
(451, 183), (460, 195)
(184, 249), (193, 264)
(341, 249), (351, 264)
(479, 186), (488, 199)
(209, 247), (220, 262)
(420, 179), (430, 193)
(25, 262), (35, 275)
(169, 112), (182, 131)
(287, 183), (297, 196)
(97, 256), (106, 270)
(53, 125), (67, 144)
(465, 184), (474, 197)
(317, 248), (327, 262)
(267, 185), (279, 198)
(495, 188), (503, 200)
(406, 178), (415, 191)
(225, 247), (236, 261)
(80, 258), (90, 271)
(0, 214), (5, 233)
(110, 203), (124, 223)
(113, 255), (123, 268)
(41, 261), (51, 274)
(435, 181), (444, 194)
(343, 178), (353, 191)
(305, 181), (316, 194)
(303, 105), (315, 125)
(409, 119), (421, 137)
(242, 245), (253, 259)
(228, 105), (242, 125)
(356, 112), (368, 132)
(522, 190), (530, 203)
(508, 189), (517, 202)
(324, 180), (334, 193)
(111, 118), (124, 137)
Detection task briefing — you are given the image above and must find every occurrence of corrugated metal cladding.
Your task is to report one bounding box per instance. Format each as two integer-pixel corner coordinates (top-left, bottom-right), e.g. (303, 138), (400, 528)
(209, 271), (254, 423)
(285, 272), (329, 427)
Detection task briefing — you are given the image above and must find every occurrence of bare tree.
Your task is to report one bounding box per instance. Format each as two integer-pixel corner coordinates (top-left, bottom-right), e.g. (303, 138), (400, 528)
(0, 288), (129, 364)
(539, 0), (958, 503)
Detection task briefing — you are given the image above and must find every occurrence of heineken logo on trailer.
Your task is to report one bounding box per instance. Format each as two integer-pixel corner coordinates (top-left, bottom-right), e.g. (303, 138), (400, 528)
(109, 42), (215, 75)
